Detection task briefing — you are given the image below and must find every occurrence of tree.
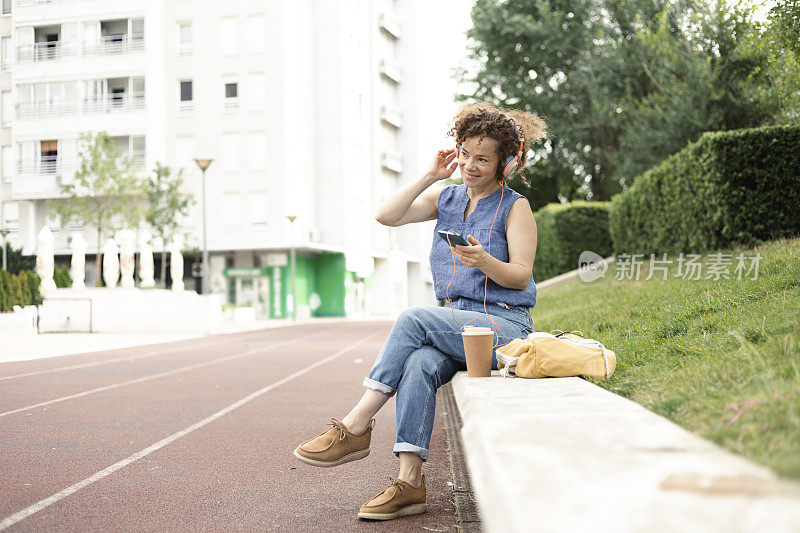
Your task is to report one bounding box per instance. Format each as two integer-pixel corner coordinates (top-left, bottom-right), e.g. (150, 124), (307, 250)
(740, 0), (800, 124)
(462, 0), (786, 200)
(614, 2), (776, 181)
(144, 162), (195, 287)
(51, 131), (144, 285)
(2, 242), (35, 274)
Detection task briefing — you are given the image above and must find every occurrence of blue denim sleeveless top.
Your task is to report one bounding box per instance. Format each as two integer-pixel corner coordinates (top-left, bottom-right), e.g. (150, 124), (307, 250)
(430, 183), (537, 309)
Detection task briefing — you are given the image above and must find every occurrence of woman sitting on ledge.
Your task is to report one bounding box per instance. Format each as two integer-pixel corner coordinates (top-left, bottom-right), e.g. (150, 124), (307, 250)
(294, 102), (546, 521)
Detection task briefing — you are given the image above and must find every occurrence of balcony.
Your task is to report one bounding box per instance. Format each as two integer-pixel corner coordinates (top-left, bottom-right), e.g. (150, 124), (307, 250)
(15, 93), (144, 119)
(379, 12), (401, 39)
(381, 152), (403, 174)
(83, 91), (145, 114)
(17, 154), (76, 176)
(380, 105), (402, 128)
(83, 33), (144, 57)
(16, 40), (78, 62)
(16, 150), (143, 178)
(13, 155), (75, 199)
(16, 0), (72, 5)
(379, 58), (402, 84)
(11, 174), (64, 199)
(16, 98), (79, 119)
(128, 150), (145, 168)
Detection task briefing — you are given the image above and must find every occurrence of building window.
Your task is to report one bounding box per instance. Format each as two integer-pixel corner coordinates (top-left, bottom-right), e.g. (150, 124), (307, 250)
(178, 21), (192, 56)
(131, 136), (145, 168)
(2, 202), (18, 233)
(179, 80), (192, 113)
(250, 192), (268, 227)
(247, 132), (266, 169)
(223, 192), (241, 226)
(174, 136), (194, 172)
(2, 0), (11, 16)
(220, 17), (237, 56)
(225, 82), (237, 99)
(1, 91), (11, 124)
(1, 37), (11, 69)
(180, 80), (192, 101)
(40, 140), (57, 174)
(223, 82), (238, 110)
(220, 133), (240, 171)
(1, 146), (12, 180)
(247, 73), (266, 111)
(245, 15), (265, 53)
(46, 212), (61, 233)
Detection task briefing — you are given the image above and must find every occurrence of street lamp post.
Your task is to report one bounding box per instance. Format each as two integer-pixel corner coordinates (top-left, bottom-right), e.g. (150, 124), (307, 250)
(0, 227), (10, 271)
(193, 158), (213, 294)
(286, 215), (296, 321)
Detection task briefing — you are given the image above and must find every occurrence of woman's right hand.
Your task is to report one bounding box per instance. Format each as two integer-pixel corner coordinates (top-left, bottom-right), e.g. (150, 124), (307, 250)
(427, 148), (458, 182)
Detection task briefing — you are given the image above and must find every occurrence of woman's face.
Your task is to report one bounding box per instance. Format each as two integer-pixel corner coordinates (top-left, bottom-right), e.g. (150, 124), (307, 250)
(458, 136), (500, 188)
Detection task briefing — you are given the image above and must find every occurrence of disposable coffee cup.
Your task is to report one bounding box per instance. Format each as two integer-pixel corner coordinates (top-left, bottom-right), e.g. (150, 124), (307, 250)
(462, 326), (494, 377)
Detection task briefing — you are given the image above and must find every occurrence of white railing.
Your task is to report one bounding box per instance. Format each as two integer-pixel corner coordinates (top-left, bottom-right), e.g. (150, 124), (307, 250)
(82, 92), (145, 114)
(15, 92), (144, 119)
(127, 150), (145, 168)
(82, 33), (144, 56)
(17, 155), (77, 175)
(16, 0), (70, 5)
(16, 150), (145, 177)
(17, 34), (145, 63)
(16, 40), (78, 62)
(379, 58), (402, 83)
(16, 99), (79, 118)
(380, 105), (402, 128)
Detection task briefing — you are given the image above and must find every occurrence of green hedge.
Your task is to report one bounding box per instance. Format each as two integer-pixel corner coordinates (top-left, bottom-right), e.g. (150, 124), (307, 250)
(610, 125), (800, 255)
(54, 265), (72, 288)
(533, 201), (613, 281)
(0, 269), (40, 312)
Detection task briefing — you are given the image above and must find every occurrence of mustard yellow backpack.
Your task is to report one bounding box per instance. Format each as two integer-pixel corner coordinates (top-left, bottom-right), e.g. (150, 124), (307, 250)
(496, 331), (616, 380)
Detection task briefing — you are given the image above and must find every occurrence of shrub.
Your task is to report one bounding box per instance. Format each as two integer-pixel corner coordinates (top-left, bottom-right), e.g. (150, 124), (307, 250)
(533, 201), (613, 281)
(0, 269), (40, 312)
(610, 125), (800, 255)
(53, 265), (72, 288)
(2, 242), (35, 274)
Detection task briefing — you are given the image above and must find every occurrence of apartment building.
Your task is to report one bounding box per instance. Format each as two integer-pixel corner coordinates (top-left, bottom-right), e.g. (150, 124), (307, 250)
(0, 0), (469, 319)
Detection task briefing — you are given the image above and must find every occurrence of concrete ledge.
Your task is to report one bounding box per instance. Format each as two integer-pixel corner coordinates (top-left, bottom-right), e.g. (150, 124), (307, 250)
(536, 256), (615, 292)
(451, 372), (800, 533)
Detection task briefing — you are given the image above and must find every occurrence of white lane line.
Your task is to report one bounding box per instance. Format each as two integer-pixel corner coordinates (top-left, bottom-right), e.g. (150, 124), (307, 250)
(0, 326), (338, 418)
(0, 330), (381, 531)
(0, 336), (243, 382)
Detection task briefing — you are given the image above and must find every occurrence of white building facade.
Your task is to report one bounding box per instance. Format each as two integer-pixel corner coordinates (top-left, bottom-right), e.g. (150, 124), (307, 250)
(0, 0), (470, 319)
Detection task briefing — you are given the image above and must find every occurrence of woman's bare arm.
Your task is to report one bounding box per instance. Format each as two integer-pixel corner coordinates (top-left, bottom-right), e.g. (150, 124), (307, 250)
(375, 176), (441, 227)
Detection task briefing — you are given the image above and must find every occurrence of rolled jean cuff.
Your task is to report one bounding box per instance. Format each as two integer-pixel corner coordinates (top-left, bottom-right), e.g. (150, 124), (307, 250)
(363, 377), (394, 396)
(393, 442), (430, 462)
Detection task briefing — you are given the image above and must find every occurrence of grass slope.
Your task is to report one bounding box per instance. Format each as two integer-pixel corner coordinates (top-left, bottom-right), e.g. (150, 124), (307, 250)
(531, 237), (800, 479)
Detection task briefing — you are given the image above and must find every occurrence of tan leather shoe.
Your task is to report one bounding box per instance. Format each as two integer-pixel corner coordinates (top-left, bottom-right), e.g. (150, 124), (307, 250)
(357, 476), (427, 520)
(293, 418), (374, 467)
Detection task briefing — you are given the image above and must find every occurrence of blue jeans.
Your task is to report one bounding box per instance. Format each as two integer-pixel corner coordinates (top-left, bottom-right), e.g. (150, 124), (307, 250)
(364, 297), (535, 461)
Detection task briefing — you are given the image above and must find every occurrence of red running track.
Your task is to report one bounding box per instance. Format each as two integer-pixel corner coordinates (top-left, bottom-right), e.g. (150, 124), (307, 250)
(0, 322), (458, 531)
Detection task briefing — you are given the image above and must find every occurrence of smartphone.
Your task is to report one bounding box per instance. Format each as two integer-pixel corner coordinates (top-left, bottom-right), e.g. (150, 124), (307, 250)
(438, 230), (470, 246)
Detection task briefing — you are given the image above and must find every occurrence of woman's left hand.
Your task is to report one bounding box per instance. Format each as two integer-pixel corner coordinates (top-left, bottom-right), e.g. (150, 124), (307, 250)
(450, 235), (488, 268)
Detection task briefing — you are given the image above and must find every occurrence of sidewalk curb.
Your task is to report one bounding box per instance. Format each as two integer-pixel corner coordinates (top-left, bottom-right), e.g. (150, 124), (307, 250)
(441, 383), (480, 532)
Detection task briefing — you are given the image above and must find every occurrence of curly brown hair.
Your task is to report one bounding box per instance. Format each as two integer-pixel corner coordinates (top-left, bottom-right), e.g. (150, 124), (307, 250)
(448, 102), (547, 187)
